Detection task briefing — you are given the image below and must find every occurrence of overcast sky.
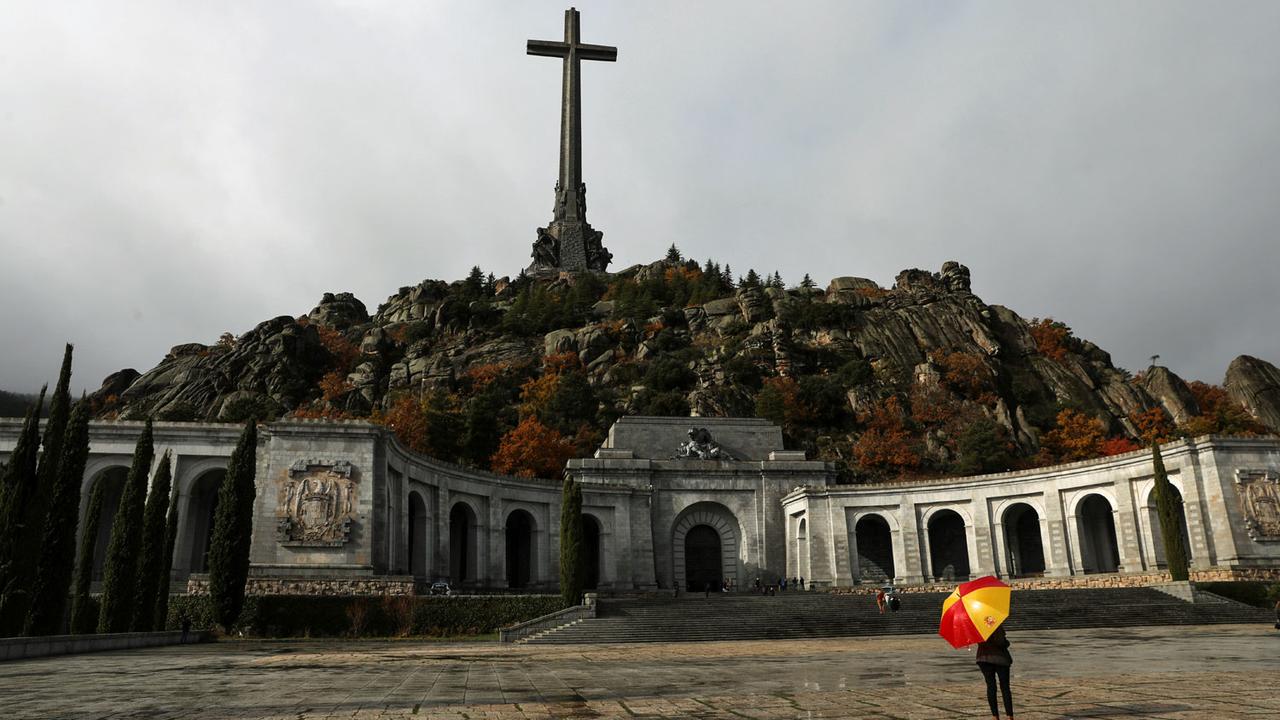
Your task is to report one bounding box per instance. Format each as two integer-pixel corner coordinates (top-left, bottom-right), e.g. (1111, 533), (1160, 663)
(2, 0), (1278, 396)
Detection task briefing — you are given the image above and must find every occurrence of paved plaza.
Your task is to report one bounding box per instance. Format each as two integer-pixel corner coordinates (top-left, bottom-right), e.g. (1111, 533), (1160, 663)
(2, 624), (1278, 719)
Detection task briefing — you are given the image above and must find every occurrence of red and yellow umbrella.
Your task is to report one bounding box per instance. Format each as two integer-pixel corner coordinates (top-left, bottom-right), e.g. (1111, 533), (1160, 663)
(938, 575), (1011, 649)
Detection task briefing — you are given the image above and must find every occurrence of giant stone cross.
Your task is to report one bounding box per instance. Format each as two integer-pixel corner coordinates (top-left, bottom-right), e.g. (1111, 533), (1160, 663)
(527, 7), (615, 273)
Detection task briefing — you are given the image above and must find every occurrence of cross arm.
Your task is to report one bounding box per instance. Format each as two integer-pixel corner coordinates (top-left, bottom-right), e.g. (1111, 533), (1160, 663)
(527, 39), (570, 58)
(577, 43), (618, 62)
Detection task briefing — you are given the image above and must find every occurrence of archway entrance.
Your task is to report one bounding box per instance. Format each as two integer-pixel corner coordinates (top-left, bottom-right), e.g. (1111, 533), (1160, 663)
(854, 514), (895, 582)
(185, 469), (224, 575)
(505, 510), (534, 589)
(449, 503), (477, 584)
(927, 510), (970, 581)
(86, 468), (127, 580)
(1147, 485), (1192, 566)
(671, 502), (740, 592)
(583, 515), (601, 590)
(684, 525), (721, 593)
(408, 492), (428, 578)
(1002, 504), (1045, 577)
(1078, 494), (1120, 573)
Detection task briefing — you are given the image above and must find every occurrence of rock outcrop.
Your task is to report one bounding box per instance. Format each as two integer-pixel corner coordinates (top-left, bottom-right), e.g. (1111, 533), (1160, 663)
(91, 259), (1277, 467)
(1226, 355), (1280, 433)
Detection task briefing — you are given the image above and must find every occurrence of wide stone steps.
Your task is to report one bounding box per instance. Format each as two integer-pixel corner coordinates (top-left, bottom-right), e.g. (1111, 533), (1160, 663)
(526, 588), (1270, 644)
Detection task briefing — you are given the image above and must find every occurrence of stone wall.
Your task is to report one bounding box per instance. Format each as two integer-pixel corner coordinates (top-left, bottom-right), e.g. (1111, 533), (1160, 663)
(186, 573), (416, 596)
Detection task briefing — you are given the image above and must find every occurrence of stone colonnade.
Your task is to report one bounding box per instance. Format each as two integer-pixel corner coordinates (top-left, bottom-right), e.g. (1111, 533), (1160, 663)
(783, 436), (1280, 586)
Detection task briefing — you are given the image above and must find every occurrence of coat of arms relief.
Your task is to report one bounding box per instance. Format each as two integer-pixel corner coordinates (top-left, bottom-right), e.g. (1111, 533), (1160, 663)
(277, 459), (357, 547)
(1234, 469), (1280, 542)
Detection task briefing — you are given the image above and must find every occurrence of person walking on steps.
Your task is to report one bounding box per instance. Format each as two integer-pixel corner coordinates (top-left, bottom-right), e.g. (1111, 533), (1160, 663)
(975, 625), (1014, 720)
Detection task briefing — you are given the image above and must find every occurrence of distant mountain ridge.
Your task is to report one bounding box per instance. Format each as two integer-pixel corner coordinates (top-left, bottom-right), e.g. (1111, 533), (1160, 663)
(77, 257), (1280, 481)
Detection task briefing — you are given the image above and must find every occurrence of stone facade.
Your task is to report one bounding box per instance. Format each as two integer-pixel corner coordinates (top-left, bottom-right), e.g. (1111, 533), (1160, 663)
(783, 436), (1280, 587)
(2, 418), (1279, 595)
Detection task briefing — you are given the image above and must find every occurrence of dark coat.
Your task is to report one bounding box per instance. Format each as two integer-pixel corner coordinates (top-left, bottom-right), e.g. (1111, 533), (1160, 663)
(975, 626), (1012, 666)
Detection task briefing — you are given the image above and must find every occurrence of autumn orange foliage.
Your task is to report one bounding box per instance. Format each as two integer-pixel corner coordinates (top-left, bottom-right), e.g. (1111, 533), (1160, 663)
(934, 350), (996, 403)
(852, 396), (922, 473)
(490, 417), (575, 479)
(1129, 407), (1174, 445)
(461, 362), (511, 393)
(1029, 318), (1071, 362)
(1099, 436), (1140, 456)
(1039, 408), (1106, 461)
(369, 394), (431, 454)
(316, 325), (360, 372)
(318, 370), (351, 403)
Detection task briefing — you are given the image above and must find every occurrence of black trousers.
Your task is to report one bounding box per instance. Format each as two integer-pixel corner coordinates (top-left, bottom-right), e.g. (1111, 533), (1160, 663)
(978, 662), (1012, 717)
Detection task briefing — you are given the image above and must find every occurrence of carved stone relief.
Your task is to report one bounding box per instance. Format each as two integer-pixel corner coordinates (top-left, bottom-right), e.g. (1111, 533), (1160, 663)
(1234, 469), (1280, 542)
(277, 459), (357, 547)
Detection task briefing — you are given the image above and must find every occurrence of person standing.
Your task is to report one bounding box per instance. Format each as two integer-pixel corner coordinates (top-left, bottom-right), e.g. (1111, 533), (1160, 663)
(875, 587), (887, 614)
(975, 625), (1014, 720)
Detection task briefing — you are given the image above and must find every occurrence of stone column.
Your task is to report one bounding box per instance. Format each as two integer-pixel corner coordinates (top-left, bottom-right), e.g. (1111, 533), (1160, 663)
(1177, 456), (1214, 570)
(897, 504), (925, 584)
(991, 522), (1009, 578)
(1111, 487), (1143, 573)
(970, 509), (997, 578)
(825, 502), (851, 587)
(486, 500), (503, 588)
(1042, 493), (1073, 577)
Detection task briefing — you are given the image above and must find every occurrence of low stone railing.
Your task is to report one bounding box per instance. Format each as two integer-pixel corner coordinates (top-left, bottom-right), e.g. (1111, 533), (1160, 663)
(1, 629), (208, 662)
(499, 593), (596, 643)
(833, 567), (1280, 595)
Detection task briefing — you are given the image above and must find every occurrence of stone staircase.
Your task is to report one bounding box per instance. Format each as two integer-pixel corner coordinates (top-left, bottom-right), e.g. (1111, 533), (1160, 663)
(523, 587), (1271, 644)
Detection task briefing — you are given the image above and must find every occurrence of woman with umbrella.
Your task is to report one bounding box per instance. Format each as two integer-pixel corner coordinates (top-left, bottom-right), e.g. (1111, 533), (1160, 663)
(938, 575), (1015, 719)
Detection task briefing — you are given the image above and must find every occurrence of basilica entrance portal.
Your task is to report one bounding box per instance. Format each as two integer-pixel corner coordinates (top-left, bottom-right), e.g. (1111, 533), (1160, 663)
(670, 502), (740, 592)
(684, 525), (722, 592)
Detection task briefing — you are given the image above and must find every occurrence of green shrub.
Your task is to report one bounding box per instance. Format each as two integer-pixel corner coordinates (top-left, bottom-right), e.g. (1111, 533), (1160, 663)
(1195, 581), (1280, 608)
(164, 594), (565, 637)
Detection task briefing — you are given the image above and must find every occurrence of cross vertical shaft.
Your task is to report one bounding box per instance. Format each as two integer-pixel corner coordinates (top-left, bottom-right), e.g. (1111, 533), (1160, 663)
(527, 7), (617, 272)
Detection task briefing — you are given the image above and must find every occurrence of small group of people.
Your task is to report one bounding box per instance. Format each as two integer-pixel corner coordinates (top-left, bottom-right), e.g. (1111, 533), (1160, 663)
(873, 585), (901, 614)
(749, 575), (806, 595)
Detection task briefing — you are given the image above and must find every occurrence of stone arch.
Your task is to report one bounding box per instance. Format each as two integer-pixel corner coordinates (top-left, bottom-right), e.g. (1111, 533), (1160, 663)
(926, 508), (970, 581)
(407, 490), (428, 579)
(1144, 484), (1192, 565)
(795, 516), (809, 582)
(183, 468), (225, 576)
(1077, 493), (1120, 573)
(1001, 502), (1046, 577)
(505, 508), (535, 589)
(83, 466), (128, 581)
(853, 513), (896, 582)
(449, 501), (479, 585)
(671, 502), (740, 592)
(582, 513), (602, 590)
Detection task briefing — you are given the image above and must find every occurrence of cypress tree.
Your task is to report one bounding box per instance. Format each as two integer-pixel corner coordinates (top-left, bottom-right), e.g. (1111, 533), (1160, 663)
(1151, 442), (1191, 582)
(69, 478), (110, 634)
(153, 481), (181, 630)
(206, 420), (258, 631)
(97, 420), (154, 633)
(559, 477), (584, 606)
(131, 451), (172, 631)
(26, 397), (92, 635)
(0, 387), (45, 635)
(5, 346), (74, 635)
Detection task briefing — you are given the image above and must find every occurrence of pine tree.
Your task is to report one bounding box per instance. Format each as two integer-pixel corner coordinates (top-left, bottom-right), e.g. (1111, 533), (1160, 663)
(0, 386), (45, 635)
(4, 346), (74, 635)
(131, 451), (172, 631)
(800, 273), (816, 289)
(25, 397), (92, 635)
(97, 419), (154, 633)
(721, 264), (734, 289)
(742, 269), (761, 288)
(665, 244), (682, 262)
(152, 480), (181, 631)
(558, 477), (585, 606)
(207, 420), (259, 631)
(1151, 442), (1191, 581)
(70, 478), (110, 634)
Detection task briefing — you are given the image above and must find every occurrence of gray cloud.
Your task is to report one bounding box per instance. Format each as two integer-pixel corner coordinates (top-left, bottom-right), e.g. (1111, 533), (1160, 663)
(2, 0), (1278, 395)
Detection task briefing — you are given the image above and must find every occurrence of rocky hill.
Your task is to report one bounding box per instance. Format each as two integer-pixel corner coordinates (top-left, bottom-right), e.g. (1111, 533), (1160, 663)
(86, 258), (1280, 481)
